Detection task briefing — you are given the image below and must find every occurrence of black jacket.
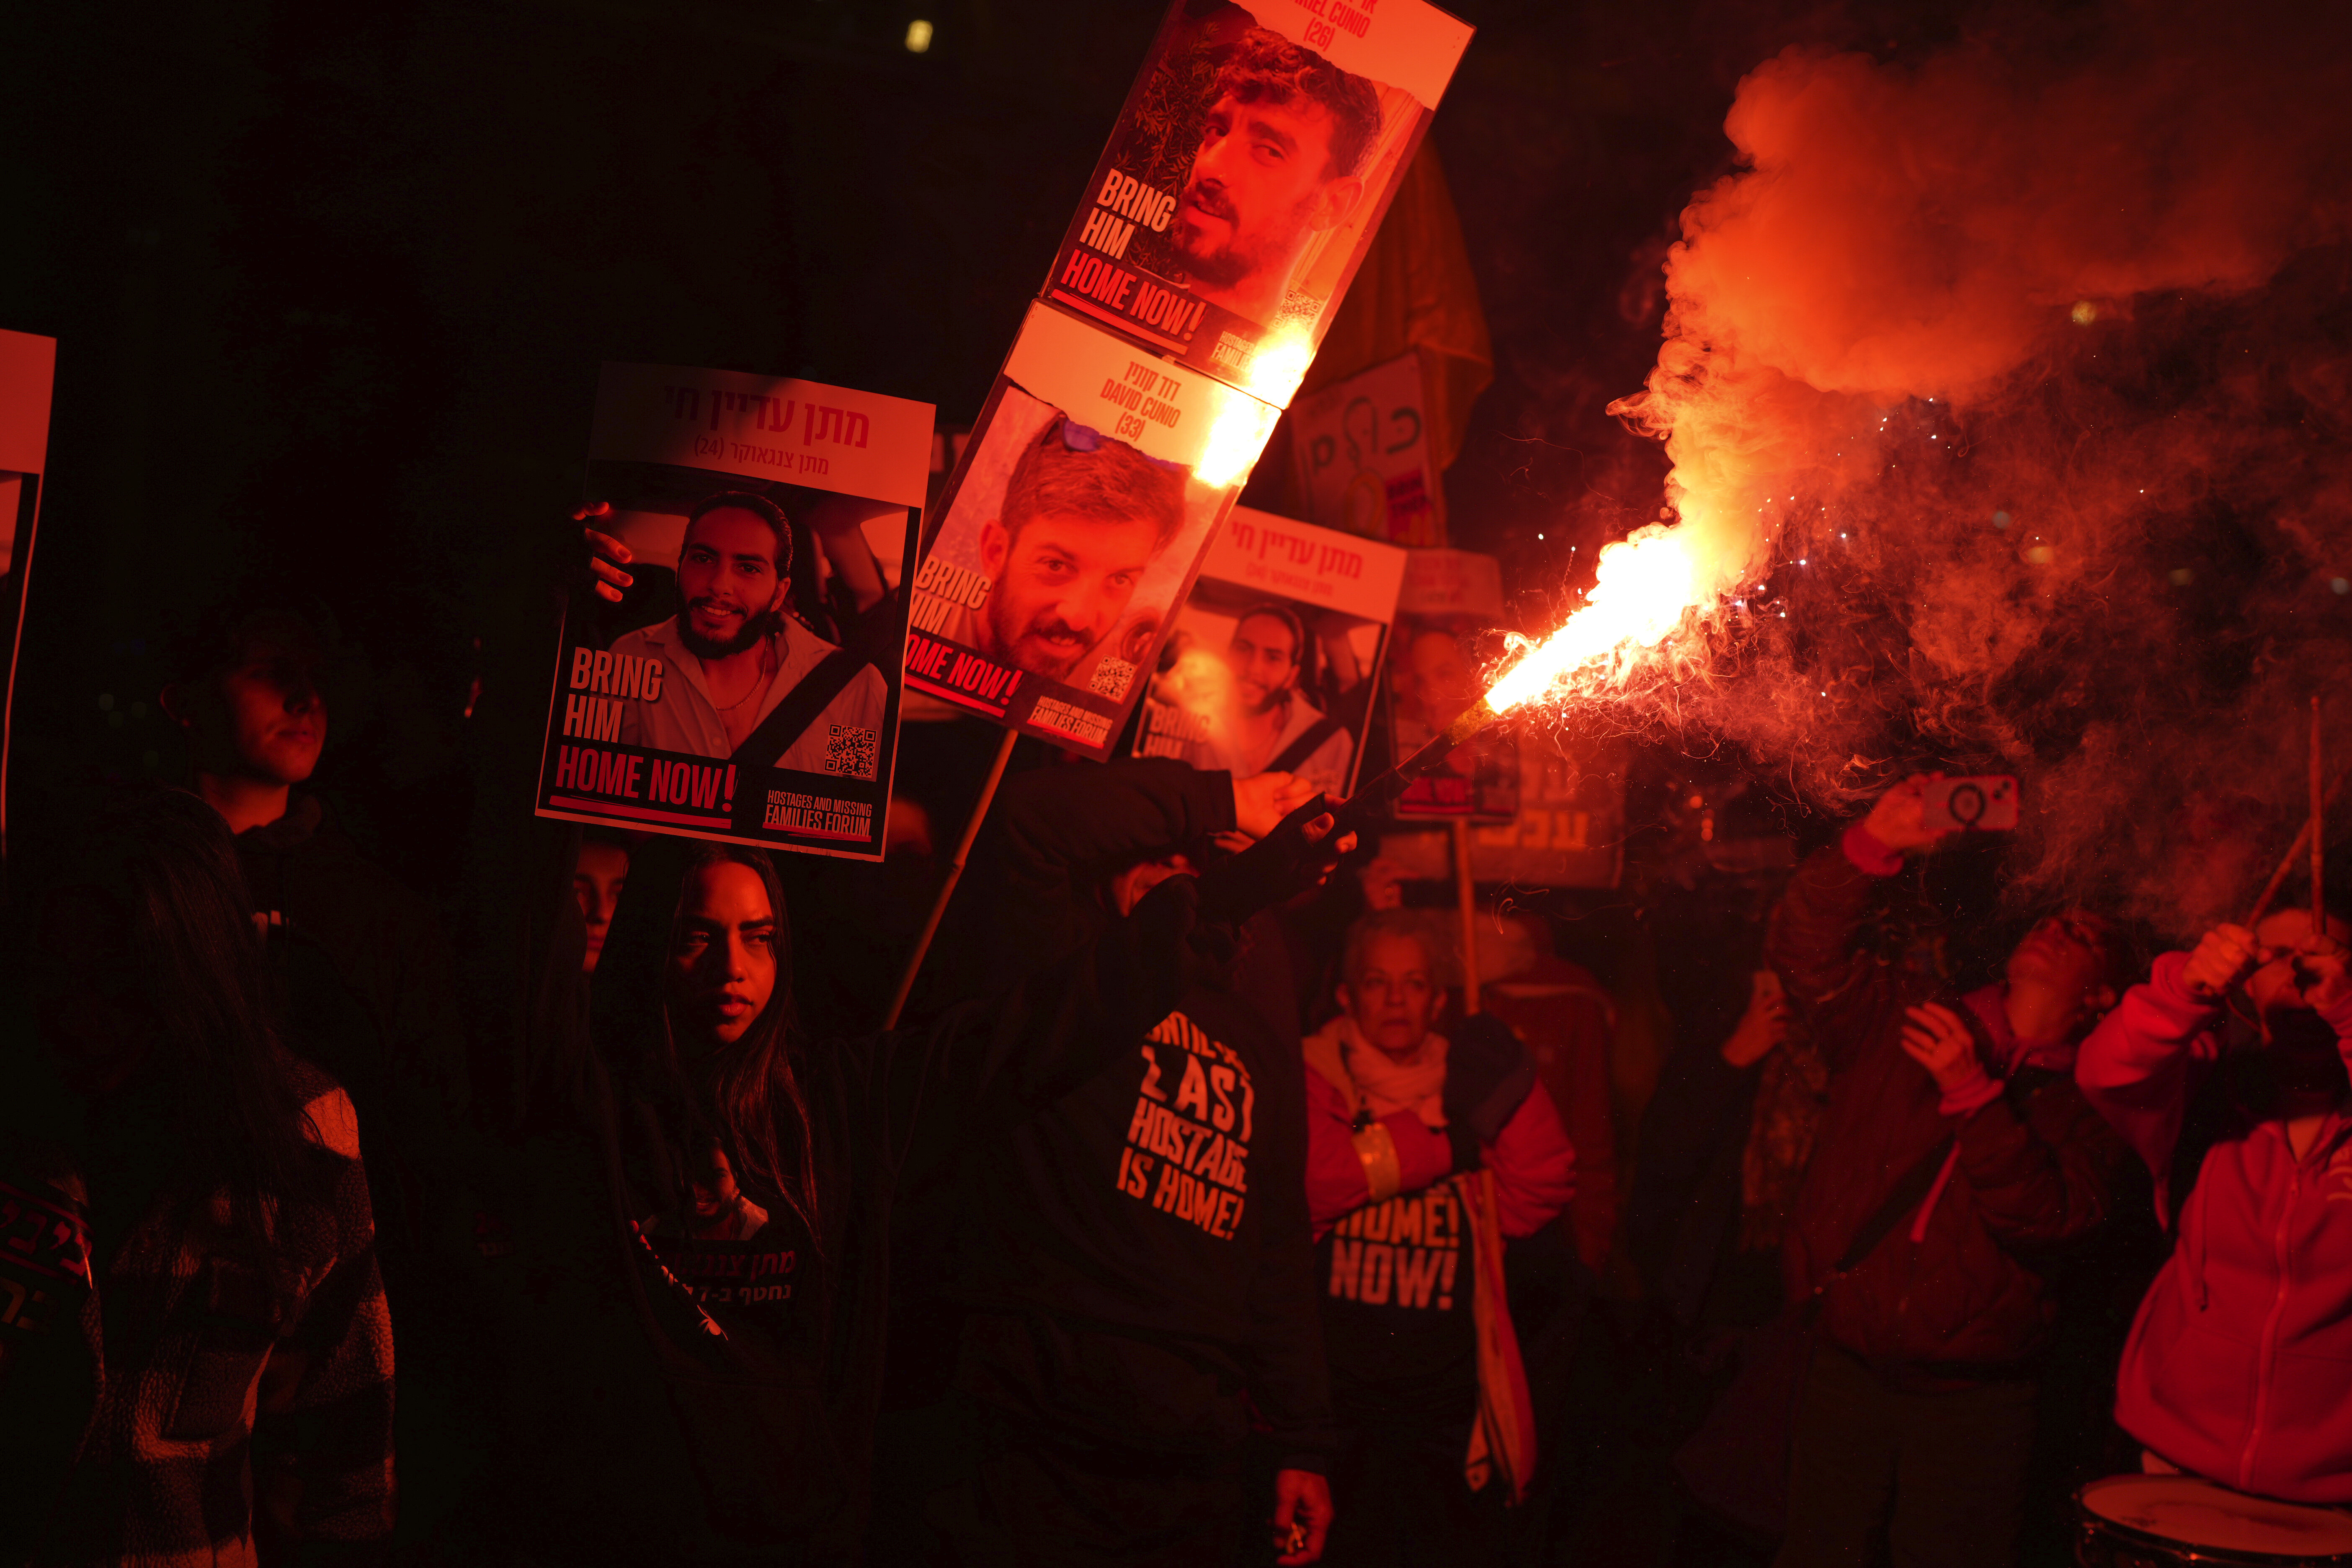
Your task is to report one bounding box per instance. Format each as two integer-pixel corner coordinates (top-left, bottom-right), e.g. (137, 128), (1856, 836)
(462, 824), (1236, 1564)
(931, 760), (1338, 1468)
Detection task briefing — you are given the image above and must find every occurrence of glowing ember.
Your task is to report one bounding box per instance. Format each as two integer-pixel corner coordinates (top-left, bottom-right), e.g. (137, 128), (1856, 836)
(1482, 521), (1706, 714)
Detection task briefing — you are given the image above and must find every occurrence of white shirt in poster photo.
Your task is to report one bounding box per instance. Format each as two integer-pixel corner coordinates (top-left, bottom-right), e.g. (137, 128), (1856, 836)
(610, 500), (885, 777)
(1150, 606), (1356, 797)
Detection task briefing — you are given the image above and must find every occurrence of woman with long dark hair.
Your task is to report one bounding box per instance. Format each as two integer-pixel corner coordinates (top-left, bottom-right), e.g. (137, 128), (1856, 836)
(0, 789), (394, 1566)
(464, 809), (1351, 1565)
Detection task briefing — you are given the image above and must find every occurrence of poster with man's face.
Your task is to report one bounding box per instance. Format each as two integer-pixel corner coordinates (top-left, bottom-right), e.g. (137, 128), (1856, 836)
(1289, 348), (1445, 546)
(1388, 548), (1518, 820)
(1128, 507), (1403, 799)
(0, 328), (51, 856)
(1045, 0), (1472, 402)
(904, 302), (1279, 758)
(534, 363), (932, 861)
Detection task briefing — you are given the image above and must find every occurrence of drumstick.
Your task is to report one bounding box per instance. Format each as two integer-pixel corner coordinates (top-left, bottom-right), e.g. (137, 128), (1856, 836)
(2313, 696), (2326, 930)
(2245, 761), (2349, 927)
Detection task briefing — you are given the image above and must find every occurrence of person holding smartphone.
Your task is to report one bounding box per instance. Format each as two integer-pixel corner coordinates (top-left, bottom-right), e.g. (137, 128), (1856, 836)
(1768, 774), (2131, 1568)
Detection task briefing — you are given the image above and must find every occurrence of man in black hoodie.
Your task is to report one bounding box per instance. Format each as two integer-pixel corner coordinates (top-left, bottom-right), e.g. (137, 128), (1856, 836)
(914, 758), (1341, 1567)
(160, 609), (468, 1215)
(160, 606), (480, 1541)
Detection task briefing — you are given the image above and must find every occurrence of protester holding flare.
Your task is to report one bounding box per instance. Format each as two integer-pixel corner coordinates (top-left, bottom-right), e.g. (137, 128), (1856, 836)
(1301, 909), (1573, 1564)
(1768, 774), (2130, 1568)
(910, 758), (1346, 1567)
(2075, 897), (2352, 1502)
(462, 764), (1353, 1564)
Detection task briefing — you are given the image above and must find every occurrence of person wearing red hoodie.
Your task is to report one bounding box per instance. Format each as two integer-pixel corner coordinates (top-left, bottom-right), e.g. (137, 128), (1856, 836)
(2074, 901), (2352, 1501)
(1770, 775), (2131, 1568)
(1302, 909), (1575, 1565)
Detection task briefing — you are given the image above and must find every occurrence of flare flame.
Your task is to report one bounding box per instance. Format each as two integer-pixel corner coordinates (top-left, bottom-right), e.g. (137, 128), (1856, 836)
(1480, 521), (1713, 717)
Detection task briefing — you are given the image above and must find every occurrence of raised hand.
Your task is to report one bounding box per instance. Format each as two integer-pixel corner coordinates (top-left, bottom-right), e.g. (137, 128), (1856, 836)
(578, 501), (634, 603)
(2182, 922), (2261, 999)
(2293, 932), (2351, 1014)
(1898, 1001), (1981, 1092)
(1721, 970), (1793, 1068)
(1271, 1467), (1333, 1565)
(1863, 774), (1956, 856)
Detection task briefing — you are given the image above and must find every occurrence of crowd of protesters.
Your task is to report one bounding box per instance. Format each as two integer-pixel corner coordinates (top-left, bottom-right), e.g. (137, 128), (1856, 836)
(5, 563), (2352, 1568)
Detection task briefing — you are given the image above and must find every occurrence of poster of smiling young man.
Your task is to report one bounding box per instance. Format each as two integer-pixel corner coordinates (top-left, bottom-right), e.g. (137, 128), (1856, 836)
(1128, 506), (1403, 798)
(1044, 0), (1471, 401)
(536, 361), (932, 861)
(904, 302), (1279, 758)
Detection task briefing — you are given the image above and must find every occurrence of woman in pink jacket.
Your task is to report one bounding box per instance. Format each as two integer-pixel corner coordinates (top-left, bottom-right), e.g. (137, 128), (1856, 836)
(2075, 904), (2352, 1501)
(1302, 909), (1576, 1565)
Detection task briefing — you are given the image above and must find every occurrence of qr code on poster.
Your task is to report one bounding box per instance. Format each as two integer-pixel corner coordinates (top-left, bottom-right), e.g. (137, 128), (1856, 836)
(825, 725), (879, 779)
(1089, 658), (1135, 700)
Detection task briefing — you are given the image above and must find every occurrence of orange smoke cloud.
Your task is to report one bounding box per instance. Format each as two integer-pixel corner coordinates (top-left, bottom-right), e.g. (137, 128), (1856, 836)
(1565, 2), (2352, 930)
(1617, 8), (2352, 584)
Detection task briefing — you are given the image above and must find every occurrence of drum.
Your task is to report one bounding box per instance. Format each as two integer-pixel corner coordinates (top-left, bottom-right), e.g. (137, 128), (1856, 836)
(2076, 1474), (2352, 1566)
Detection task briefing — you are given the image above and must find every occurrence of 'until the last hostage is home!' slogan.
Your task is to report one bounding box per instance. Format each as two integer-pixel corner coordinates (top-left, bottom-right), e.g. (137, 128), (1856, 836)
(535, 361), (932, 862)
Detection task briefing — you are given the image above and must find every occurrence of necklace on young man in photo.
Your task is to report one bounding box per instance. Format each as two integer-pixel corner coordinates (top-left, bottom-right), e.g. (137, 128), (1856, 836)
(715, 646), (779, 713)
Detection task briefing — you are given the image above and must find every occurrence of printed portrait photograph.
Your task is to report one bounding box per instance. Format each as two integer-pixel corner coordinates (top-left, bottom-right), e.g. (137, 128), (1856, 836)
(1131, 577), (1385, 798)
(914, 384), (1225, 709)
(573, 459), (911, 783)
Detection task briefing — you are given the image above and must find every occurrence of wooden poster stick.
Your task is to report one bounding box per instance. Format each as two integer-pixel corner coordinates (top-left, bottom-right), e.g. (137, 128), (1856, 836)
(883, 727), (1019, 1030)
(1453, 816), (1480, 1016)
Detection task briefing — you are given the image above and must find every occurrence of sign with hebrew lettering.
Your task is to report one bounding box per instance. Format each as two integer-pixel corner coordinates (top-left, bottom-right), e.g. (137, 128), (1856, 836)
(1388, 547), (1517, 820)
(903, 302), (1279, 758)
(0, 328), (52, 854)
(1466, 737), (1625, 887)
(1126, 506), (1403, 797)
(1288, 348), (1444, 545)
(1044, 0), (1471, 403)
(535, 361), (932, 861)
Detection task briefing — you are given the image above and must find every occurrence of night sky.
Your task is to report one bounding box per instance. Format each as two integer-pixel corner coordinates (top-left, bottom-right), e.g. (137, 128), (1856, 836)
(0, 0), (2033, 882)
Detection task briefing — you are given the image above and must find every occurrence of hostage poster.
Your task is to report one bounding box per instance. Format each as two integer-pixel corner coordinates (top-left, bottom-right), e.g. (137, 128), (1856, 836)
(535, 361), (932, 861)
(1388, 547), (1519, 820)
(1128, 506), (1403, 797)
(0, 328), (52, 857)
(903, 301), (1279, 758)
(1044, 0), (1472, 399)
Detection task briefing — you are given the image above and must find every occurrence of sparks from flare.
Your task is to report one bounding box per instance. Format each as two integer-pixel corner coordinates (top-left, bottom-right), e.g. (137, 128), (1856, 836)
(1481, 521), (1709, 716)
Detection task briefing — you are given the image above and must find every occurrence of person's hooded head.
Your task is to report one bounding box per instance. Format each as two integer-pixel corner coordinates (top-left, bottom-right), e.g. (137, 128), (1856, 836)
(161, 607), (332, 789)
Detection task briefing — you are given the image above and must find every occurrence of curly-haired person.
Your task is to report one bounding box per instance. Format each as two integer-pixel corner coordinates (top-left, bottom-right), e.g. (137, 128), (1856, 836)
(1172, 27), (1384, 323)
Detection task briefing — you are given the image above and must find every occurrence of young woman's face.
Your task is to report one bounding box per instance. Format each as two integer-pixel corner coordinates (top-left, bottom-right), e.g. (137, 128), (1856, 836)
(665, 861), (779, 1048)
(32, 885), (156, 1094)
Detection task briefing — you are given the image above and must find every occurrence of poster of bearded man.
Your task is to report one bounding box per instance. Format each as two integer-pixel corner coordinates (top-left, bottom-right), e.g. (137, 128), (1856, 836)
(537, 361), (931, 861)
(1044, 0), (1470, 401)
(1128, 506), (1404, 799)
(903, 302), (1279, 757)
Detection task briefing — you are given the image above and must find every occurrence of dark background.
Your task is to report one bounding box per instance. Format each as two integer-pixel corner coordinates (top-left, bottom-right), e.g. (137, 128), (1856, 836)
(0, 0), (1971, 898)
